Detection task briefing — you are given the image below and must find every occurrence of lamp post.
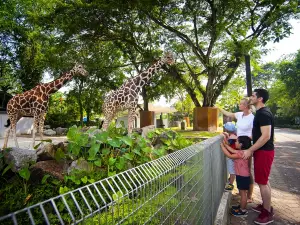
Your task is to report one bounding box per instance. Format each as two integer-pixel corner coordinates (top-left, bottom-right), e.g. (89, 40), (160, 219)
(245, 54), (253, 97)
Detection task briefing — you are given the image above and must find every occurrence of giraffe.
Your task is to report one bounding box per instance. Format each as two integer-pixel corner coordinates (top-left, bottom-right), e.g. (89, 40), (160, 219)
(3, 64), (88, 149)
(102, 52), (174, 134)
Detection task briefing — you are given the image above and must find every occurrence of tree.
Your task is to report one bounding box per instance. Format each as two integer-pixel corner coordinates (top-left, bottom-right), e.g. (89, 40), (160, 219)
(216, 74), (246, 112)
(134, 0), (299, 106)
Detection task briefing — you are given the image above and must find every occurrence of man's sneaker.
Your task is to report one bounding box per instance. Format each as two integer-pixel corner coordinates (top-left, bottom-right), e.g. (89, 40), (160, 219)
(252, 204), (275, 215)
(252, 204), (264, 213)
(231, 208), (248, 217)
(254, 208), (274, 224)
(225, 184), (234, 191)
(231, 205), (240, 210)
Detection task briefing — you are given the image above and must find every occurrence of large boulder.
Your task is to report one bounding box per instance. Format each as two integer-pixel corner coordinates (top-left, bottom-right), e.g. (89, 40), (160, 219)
(141, 125), (155, 137)
(30, 160), (68, 181)
(36, 143), (56, 161)
(44, 129), (56, 136)
(4, 147), (37, 172)
(36, 142), (68, 161)
(55, 127), (68, 135)
(67, 159), (93, 174)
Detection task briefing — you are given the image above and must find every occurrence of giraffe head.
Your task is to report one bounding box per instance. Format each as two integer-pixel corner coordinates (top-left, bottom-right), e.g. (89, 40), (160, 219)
(161, 52), (174, 65)
(72, 63), (88, 76)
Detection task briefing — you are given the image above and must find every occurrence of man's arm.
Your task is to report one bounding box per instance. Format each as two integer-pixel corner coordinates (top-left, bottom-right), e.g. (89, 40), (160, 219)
(219, 108), (236, 119)
(243, 125), (271, 159)
(221, 144), (240, 159)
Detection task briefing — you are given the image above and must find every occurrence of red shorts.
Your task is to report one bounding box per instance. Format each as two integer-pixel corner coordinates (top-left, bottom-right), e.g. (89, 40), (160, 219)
(253, 150), (274, 185)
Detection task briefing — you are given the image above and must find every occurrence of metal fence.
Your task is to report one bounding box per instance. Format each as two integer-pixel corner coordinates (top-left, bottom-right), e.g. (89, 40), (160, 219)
(0, 135), (227, 225)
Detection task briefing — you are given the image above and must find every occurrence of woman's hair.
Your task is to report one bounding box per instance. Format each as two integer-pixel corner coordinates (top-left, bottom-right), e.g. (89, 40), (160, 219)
(238, 136), (252, 150)
(241, 98), (251, 109)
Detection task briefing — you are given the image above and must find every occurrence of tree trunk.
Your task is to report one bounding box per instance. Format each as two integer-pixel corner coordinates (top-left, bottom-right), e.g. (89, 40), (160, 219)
(142, 86), (149, 111)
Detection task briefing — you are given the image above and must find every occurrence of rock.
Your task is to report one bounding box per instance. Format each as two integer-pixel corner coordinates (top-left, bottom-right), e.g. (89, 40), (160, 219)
(153, 130), (177, 146)
(44, 129), (56, 136)
(36, 143), (56, 161)
(67, 159), (93, 174)
(55, 127), (68, 135)
(132, 128), (143, 135)
(4, 147), (37, 172)
(30, 160), (69, 181)
(141, 125), (155, 137)
(44, 125), (51, 129)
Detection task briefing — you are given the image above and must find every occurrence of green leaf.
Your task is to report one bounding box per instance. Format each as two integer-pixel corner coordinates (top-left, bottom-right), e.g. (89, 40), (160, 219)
(88, 143), (100, 160)
(133, 149), (141, 156)
(109, 157), (116, 166)
(95, 131), (109, 143)
(88, 178), (95, 184)
(124, 153), (133, 160)
(142, 147), (152, 153)
(115, 157), (126, 170)
(68, 143), (81, 156)
(81, 176), (88, 184)
(102, 148), (110, 155)
(108, 138), (122, 148)
(59, 186), (69, 195)
(112, 191), (123, 202)
(18, 168), (30, 181)
(41, 174), (51, 184)
(2, 163), (13, 176)
(67, 126), (78, 141)
(120, 136), (133, 146)
(94, 159), (102, 167)
(108, 171), (116, 177)
(55, 148), (65, 161)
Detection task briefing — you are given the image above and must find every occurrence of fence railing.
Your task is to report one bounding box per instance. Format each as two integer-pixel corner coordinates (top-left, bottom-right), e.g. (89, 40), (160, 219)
(0, 135), (227, 225)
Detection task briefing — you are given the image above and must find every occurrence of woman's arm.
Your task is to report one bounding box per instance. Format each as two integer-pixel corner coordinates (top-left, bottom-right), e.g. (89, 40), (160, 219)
(221, 144), (240, 159)
(219, 108), (236, 119)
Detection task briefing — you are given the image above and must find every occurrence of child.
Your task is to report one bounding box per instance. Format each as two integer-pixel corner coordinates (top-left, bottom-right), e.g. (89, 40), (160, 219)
(221, 136), (252, 217)
(223, 122), (237, 191)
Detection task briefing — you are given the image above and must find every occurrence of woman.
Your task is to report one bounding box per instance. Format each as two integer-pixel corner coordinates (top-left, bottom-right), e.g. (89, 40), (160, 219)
(219, 98), (254, 203)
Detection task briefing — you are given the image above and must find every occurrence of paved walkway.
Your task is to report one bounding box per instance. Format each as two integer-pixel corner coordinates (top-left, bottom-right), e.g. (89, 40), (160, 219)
(0, 135), (67, 149)
(229, 128), (300, 225)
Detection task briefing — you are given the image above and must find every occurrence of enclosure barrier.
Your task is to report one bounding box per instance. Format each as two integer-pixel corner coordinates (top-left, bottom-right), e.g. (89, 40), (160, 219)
(0, 135), (227, 225)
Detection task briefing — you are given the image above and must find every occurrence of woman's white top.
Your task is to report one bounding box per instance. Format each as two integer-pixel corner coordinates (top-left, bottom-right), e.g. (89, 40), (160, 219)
(234, 112), (254, 138)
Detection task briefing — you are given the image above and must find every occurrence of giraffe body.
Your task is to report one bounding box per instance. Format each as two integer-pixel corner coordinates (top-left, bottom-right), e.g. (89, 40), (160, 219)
(3, 64), (87, 149)
(102, 52), (174, 133)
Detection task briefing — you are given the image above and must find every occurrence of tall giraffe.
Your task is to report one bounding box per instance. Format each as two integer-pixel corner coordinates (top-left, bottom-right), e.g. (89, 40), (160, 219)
(3, 64), (88, 149)
(102, 52), (174, 134)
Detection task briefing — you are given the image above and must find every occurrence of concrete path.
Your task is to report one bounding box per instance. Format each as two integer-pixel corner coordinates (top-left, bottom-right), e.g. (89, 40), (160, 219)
(229, 128), (300, 225)
(0, 135), (67, 149)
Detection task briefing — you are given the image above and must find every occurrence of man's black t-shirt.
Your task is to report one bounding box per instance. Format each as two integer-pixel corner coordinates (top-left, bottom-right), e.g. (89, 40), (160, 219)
(252, 107), (274, 150)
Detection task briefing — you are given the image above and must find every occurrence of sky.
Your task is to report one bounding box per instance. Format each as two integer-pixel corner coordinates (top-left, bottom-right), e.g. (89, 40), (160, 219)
(43, 19), (300, 107)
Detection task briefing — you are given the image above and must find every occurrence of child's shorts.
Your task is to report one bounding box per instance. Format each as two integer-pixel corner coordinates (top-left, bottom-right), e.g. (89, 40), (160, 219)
(226, 158), (235, 174)
(236, 175), (251, 190)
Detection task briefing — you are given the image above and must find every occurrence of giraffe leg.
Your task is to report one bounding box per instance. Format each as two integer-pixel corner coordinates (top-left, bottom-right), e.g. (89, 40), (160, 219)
(3, 116), (14, 149)
(38, 113), (45, 141)
(11, 116), (19, 148)
(31, 116), (39, 149)
(127, 109), (136, 134)
(102, 113), (114, 131)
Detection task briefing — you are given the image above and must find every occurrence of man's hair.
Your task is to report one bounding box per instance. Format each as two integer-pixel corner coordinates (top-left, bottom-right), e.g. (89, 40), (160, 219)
(254, 88), (269, 103)
(238, 136), (252, 150)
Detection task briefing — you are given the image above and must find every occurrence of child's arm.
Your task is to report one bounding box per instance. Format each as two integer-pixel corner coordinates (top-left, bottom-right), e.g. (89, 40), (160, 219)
(223, 142), (238, 154)
(220, 143), (240, 159)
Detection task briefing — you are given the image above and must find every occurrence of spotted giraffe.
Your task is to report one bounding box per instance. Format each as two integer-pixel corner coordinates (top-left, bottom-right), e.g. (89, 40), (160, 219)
(102, 52), (174, 134)
(3, 64), (88, 149)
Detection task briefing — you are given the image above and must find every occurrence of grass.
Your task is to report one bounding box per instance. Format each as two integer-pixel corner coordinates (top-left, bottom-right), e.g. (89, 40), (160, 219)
(170, 127), (221, 138)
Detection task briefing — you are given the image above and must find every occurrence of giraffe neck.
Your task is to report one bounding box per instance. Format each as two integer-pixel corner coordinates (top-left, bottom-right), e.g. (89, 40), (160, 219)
(134, 59), (165, 89)
(45, 71), (74, 95)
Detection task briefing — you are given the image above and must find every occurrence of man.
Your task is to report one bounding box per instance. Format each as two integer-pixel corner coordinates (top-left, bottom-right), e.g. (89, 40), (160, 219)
(243, 89), (274, 225)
